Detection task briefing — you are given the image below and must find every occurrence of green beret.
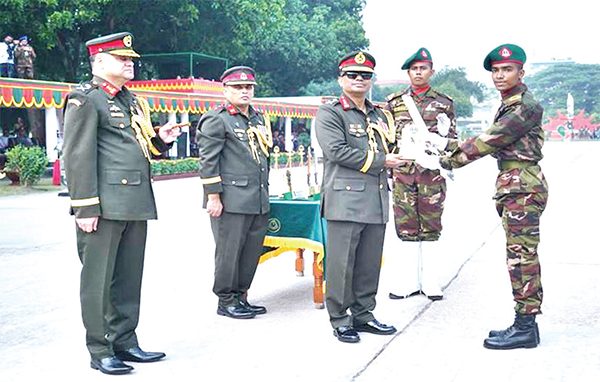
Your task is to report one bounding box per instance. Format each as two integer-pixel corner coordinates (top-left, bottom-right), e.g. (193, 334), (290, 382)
(402, 47), (432, 70)
(483, 44), (526, 71)
(338, 51), (376, 73)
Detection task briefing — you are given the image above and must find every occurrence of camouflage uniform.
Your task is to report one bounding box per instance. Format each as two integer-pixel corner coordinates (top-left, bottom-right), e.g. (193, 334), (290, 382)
(441, 83), (548, 315)
(387, 87), (456, 241)
(14, 42), (36, 79)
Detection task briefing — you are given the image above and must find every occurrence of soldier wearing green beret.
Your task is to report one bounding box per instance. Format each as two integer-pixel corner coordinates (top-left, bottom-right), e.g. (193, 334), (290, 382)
(63, 32), (181, 375)
(386, 47), (457, 302)
(422, 44), (548, 350)
(197, 66), (272, 320)
(316, 51), (403, 343)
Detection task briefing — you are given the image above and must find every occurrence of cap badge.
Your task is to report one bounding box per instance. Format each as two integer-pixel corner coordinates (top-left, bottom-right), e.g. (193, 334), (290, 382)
(500, 47), (512, 58)
(355, 52), (366, 64)
(123, 35), (132, 47)
(421, 50), (428, 58)
(240, 72), (248, 80)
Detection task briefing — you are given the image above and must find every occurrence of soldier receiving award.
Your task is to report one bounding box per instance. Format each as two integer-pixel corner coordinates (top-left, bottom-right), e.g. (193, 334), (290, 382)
(423, 44), (548, 350)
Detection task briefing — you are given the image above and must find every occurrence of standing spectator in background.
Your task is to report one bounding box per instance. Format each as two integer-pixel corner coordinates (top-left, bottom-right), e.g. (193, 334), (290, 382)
(14, 36), (36, 79)
(0, 34), (16, 77)
(14, 117), (33, 147)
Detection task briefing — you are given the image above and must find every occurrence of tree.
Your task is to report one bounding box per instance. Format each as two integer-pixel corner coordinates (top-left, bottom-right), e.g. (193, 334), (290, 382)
(430, 68), (485, 118)
(526, 63), (600, 122)
(0, 0), (369, 96)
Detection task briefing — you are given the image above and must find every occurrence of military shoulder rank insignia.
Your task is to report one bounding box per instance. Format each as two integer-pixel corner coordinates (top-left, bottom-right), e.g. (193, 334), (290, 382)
(504, 93), (522, 105)
(68, 98), (82, 107)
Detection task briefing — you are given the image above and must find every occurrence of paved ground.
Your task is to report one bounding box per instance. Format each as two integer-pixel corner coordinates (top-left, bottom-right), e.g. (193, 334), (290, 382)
(1, 141), (599, 381)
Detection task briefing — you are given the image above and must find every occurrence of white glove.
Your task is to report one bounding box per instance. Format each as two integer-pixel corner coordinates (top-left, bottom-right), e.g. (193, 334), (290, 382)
(424, 132), (448, 151)
(414, 150), (442, 171)
(436, 113), (451, 137)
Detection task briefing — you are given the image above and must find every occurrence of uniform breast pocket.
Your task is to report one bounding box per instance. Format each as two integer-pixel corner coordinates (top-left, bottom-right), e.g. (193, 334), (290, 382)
(333, 178), (366, 192)
(106, 169), (142, 186)
(222, 173), (249, 187)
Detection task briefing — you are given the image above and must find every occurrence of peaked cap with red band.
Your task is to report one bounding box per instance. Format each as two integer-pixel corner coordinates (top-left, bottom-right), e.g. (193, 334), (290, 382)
(338, 51), (376, 73)
(86, 32), (140, 58)
(402, 47), (432, 70)
(484, 44), (526, 71)
(220, 66), (257, 86)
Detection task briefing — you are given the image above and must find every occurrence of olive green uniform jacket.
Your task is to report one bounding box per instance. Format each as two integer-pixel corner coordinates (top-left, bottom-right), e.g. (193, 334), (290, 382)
(197, 103), (270, 305)
(62, 76), (171, 360)
(63, 76), (169, 220)
(316, 95), (393, 328)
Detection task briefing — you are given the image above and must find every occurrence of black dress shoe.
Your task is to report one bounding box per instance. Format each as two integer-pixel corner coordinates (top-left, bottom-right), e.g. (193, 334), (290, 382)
(115, 346), (166, 363)
(389, 290), (422, 300)
(239, 299), (267, 315)
(354, 319), (397, 335)
(333, 326), (360, 343)
(90, 356), (133, 375)
(217, 303), (256, 319)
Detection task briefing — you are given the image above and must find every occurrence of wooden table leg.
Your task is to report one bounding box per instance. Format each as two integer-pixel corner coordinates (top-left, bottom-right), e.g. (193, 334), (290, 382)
(295, 248), (304, 276)
(313, 251), (324, 309)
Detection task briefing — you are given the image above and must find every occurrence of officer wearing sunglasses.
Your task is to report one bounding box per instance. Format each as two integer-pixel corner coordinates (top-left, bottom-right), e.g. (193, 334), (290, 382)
(316, 51), (403, 344)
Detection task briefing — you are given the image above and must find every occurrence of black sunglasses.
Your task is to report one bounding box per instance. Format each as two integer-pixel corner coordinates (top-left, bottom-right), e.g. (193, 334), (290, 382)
(343, 71), (374, 80)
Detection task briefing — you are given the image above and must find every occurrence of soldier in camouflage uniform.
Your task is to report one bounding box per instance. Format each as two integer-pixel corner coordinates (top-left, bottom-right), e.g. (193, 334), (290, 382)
(424, 44), (548, 350)
(386, 48), (457, 301)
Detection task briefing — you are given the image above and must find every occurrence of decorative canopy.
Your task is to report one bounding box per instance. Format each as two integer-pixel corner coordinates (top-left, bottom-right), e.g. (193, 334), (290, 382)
(0, 78), (318, 118)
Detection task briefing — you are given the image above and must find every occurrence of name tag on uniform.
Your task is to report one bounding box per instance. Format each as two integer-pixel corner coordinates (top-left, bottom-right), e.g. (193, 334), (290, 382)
(111, 112), (125, 118)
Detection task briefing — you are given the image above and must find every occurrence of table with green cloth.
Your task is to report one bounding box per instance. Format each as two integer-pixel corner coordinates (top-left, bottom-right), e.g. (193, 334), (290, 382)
(260, 197), (326, 308)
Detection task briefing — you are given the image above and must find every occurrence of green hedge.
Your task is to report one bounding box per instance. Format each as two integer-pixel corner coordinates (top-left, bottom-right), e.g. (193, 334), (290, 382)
(151, 158), (200, 175)
(4, 145), (48, 187)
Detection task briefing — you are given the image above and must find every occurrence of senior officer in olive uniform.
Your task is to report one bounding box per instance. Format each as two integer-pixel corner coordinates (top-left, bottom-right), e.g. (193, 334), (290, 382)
(423, 44), (548, 350)
(386, 48), (457, 301)
(197, 66), (272, 320)
(316, 51), (403, 343)
(63, 32), (181, 375)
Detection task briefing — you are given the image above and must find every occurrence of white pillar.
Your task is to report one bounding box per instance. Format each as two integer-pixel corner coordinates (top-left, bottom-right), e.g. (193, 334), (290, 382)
(168, 112), (177, 158)
(284, 116), (293, 151)
(310, 118), (321, 157)
(45, 107), (59, 162)
(181, 112), (190, 157)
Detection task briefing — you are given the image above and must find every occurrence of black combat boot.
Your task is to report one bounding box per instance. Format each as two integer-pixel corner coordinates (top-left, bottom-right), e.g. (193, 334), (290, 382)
(489, 322), (540, 344)
(483, 313), (538, 350)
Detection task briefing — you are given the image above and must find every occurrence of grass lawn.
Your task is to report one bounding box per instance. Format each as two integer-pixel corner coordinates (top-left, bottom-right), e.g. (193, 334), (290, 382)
(0, 176), (64, 197)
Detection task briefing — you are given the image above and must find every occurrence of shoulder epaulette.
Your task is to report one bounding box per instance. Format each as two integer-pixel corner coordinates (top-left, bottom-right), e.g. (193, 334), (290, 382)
(385, 91), (403, 102)
(321, 96), (339, 105)
(73, 81), (96, 94)
(385, 88), (410, 102)
(434, 90), (453, 101)
(504, 93), (523, 106)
